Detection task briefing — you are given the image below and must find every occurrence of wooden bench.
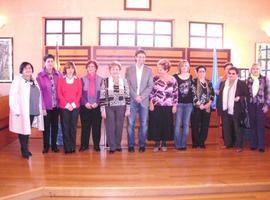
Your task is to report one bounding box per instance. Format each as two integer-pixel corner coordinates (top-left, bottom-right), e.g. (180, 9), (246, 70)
(0, 95), (9, 131)
(0, 95), (17, 148)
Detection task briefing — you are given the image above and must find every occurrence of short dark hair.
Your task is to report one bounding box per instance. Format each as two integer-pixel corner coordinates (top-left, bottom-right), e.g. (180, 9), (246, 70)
(195, 65), (206, 72)
(135, 49), (146, 57)
(224, 62), (233, 69)
(19, 62), (34, 74)
(228, 67), (239, 75)
(86, 60), (98, 70)
(43, 54), (55, 62)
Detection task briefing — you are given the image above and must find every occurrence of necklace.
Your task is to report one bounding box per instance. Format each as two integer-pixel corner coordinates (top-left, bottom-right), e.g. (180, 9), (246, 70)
(179, 73), (190, 80)
(200, 80), (207, 88)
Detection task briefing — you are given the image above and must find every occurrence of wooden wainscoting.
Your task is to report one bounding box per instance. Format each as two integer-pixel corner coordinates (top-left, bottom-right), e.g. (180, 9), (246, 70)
(45, 46), (231, 78)
(92, 46), (186, 77)
(45, 46), (91, 76)
(187, 48), (231, 79)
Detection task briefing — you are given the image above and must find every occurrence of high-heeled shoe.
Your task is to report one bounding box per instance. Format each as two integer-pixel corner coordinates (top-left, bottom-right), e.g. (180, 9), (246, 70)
(22, 153), (29, 159)
(94, 146), (100, 152)
(109, 150), (115, 154)
(79, 146), (88, 152)
(236, 148), (243, 153)
(42, 148), (49, 154)
(52, 147), (60, 153)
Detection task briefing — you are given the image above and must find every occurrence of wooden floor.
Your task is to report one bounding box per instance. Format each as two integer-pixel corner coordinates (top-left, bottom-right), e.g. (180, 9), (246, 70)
(1, 136), (270, 200)
(36, 192), (270, 200)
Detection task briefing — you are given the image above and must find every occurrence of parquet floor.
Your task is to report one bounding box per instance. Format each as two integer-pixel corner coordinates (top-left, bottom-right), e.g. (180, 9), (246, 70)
(1, 136), (270, 199)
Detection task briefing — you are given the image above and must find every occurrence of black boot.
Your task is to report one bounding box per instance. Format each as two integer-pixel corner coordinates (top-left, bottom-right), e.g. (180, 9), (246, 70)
(19, 135), (29, 159)
(26, 135), (32, 156)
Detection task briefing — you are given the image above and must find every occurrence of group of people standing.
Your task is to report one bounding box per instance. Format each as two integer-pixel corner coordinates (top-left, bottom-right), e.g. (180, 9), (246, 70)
(9, 49), (270, 159)
(217, 62), (270, 153)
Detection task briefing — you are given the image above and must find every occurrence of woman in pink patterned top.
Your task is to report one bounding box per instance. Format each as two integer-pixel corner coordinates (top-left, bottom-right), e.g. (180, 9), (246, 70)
(148, 59), (178, 152)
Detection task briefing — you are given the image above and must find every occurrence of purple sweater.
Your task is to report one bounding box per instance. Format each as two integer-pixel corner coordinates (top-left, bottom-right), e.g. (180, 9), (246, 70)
(37, 68), (61, 110)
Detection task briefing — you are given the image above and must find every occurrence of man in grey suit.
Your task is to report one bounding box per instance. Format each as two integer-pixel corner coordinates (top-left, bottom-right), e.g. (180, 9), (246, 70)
(126, 49), (153, 153)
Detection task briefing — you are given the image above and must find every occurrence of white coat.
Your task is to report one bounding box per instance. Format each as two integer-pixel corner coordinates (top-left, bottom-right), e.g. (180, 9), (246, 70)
(9, 75), (44, 135)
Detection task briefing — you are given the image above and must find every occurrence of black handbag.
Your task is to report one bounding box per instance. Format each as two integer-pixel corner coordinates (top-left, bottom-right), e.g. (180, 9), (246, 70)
(240, 97), (250, 129)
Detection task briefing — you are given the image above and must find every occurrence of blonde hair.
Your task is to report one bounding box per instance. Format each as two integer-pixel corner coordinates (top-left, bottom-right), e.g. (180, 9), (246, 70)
(251, 62), (260, 68)
(178, 59), (190, 73)
(249, 63), (260, 74)
(157, 59), (171, 72)
(109, 61), (122, 71)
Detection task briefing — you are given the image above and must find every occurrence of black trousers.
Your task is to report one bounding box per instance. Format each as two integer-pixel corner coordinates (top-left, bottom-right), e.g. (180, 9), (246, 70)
(60, 108), (80, 152)
(79, 105), (102, 148)
(222, 111), (243, 148)
(148, 106), (174, 142)
(191, 107), (211, 147)
(43, 108), (59, 150)
(248, 103), (266, 150)
(18, 115), (34, 156)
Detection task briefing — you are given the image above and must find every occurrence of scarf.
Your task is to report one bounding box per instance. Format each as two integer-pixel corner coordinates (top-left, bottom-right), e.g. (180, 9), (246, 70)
(222, 78), (238, 115)
(88, 73), (96, 96)
(251, 74), (259, 97)
(196, 79), (211, 113)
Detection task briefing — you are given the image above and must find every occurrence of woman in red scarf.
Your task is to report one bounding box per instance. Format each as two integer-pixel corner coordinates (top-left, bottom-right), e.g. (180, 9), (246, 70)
(79, 60), (103, 152)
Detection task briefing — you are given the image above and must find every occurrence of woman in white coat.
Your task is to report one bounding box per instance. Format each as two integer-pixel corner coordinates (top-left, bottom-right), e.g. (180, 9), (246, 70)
(9, 62), (44, 159)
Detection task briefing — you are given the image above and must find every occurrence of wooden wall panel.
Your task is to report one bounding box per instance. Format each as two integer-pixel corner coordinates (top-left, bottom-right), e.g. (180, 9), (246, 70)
(45, 46), (91, 77)
(93, 46), (185, 77)
(187, 48), (231, 79)
(44, 46), (231, 79)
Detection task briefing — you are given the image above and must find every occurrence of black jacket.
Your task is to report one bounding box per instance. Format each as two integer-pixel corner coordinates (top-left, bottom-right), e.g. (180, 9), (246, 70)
(217, 79), (248, 118)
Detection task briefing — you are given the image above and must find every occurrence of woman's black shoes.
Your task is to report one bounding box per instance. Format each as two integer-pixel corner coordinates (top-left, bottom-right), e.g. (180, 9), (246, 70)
(79, 146), (89, 152)
(94, 146), (101, 152)
(52, 147), (60, 153)
(42, 148), (49, 154)
(21, 152), (29, 159)
(259, 149), (265, 152)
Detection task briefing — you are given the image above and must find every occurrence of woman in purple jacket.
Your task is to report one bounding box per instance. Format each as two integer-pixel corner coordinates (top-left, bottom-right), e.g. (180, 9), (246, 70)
(79, 60), (103, 152)
(246, 63), (270, 152)
(37, 54), (61, 154)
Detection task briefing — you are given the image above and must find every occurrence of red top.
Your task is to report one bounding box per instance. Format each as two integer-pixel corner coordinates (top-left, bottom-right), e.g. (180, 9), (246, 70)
(57, 76), (82, 109)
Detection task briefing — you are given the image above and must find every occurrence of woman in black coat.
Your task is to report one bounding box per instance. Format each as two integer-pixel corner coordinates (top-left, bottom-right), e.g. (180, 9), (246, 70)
(217, 67), (248, 152)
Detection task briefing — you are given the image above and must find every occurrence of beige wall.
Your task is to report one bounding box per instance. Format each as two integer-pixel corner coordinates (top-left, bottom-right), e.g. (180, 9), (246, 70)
(0, 0), (270, 95)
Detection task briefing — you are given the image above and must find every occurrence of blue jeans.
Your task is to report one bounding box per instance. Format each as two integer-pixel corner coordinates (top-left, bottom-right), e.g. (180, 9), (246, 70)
(174, 103), (193, 148)
(127, 101), (149, 148)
